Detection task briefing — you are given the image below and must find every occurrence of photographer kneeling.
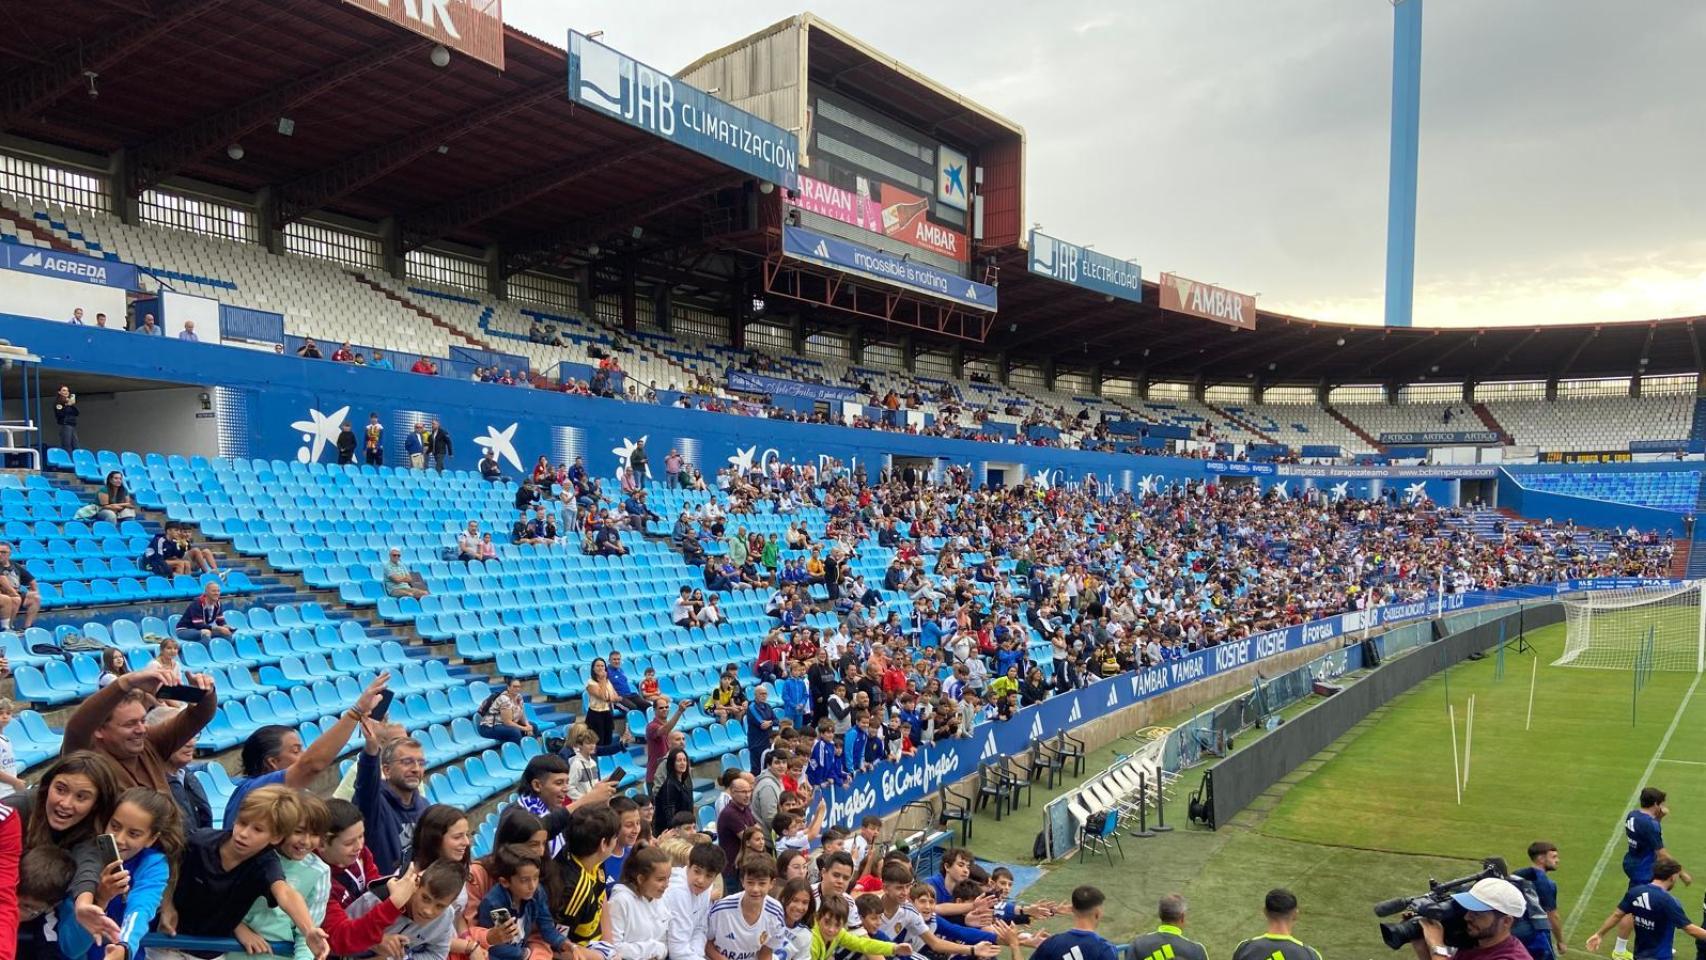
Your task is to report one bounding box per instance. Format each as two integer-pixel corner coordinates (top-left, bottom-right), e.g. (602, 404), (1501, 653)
(1411, 879), (1531, 960)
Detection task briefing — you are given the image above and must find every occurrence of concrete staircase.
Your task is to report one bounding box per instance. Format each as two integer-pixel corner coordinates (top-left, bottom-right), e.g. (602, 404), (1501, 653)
(351, 273), (490, 350)
(1471, 403), (1514, 444)
(1325, 405), (1385, 452)
(1204, 401), (1279, 444)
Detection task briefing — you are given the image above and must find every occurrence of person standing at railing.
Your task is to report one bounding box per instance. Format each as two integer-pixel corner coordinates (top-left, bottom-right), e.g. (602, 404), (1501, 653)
(54, 385), (80, 451)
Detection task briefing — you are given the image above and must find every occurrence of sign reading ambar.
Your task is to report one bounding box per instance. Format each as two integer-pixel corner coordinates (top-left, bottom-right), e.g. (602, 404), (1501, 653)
(343, 0), (505, 70)
(1159, 272), (1256, 330)
(568, 31), (798, 190)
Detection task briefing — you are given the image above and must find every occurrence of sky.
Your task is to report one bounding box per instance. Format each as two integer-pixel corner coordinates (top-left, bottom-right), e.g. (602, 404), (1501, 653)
(503, 0), (1706, 329)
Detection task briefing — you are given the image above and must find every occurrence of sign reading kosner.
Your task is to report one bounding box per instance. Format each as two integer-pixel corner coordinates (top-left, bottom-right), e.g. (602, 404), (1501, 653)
(567, 31), (798, 190)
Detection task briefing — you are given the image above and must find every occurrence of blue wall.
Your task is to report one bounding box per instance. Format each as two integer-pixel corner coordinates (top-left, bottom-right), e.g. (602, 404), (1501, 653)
(1497, 468), (1688, 535)
(1, 315), (1687, 536)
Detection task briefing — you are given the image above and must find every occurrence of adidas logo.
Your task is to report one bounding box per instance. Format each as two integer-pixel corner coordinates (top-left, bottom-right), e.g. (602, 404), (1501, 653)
(813, 241), (829, 258)
(1633, 892), (1651, 910)
(1068, 701), (1082, 724)
(1107, 686), (1118, 708)
(1029, 714), (1044, 740)
(979, 731), (999, 760)
(20, 252), (42, 267)
(965, 286), (978, 301)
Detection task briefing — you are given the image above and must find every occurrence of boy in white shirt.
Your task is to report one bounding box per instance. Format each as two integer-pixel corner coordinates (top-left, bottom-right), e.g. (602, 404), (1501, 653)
(566, 727), (602, 801)
(664, 844), (726, 960)
(0, 698), (24, 797)
(704, 855), (785, 960)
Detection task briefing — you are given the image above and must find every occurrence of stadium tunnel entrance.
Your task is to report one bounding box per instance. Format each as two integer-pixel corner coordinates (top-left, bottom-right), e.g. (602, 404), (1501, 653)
(17, 369), (217, 465)
(1461, 477), (1497, 507)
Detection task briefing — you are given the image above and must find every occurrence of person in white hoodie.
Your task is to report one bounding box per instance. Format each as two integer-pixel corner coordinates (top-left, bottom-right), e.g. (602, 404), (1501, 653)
(663, 844), (727, 960)
(607, 847), (675, 959)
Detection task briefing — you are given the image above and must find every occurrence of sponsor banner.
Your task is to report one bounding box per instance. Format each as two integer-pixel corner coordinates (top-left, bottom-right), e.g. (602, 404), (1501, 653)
(782, 225), (996, 311)
(0, 245), (137, 289)
(1027, 230), (1142, 304)
(819, 576), (1667, 827)
(1205, 460), (1277, 476)
(936, 144), (969, 211)
(1378, 430), (1500, 445)
(1277, 464), (1500, 479)
(344, 0), (504, 70)
(1628, 440), (1693, 454)
(568, 31), (798, 189)
(1159, 272), (1256, 330)
(792, 174), (968, 262)
(726, 370), (858, 403)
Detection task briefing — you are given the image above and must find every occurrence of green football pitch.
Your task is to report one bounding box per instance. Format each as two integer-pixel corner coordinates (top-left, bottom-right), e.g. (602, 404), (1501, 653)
(964, 622), (1706, 959)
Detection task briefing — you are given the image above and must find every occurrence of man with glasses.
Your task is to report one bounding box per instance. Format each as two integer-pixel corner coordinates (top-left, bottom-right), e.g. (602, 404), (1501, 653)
(355, 722), (429, 875)
(381, 547), (429, 600)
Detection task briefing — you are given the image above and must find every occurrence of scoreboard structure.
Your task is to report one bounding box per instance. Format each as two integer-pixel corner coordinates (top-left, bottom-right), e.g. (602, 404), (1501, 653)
(679, 14), (1024, 339)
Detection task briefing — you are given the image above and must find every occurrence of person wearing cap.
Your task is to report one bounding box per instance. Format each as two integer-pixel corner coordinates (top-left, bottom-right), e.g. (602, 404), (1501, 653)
(1586, 857), (1706, 960)
(1407, 877), (1529, 960)
(1131, 894), (1208, 960)
(381, 547), (428, 599)
(1231, 889), (1321, 960)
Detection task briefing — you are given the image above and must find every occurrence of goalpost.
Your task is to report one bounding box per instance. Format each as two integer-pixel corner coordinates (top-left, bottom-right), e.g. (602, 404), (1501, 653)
(1556, 582), (1706, 673)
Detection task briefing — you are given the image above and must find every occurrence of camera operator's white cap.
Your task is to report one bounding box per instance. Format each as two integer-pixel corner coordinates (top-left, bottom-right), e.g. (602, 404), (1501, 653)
(1452, 878), (1525, 918)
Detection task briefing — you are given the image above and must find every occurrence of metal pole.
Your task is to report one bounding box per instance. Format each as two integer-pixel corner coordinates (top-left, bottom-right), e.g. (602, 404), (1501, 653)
(1384, 0), (1424, 328)
(1134, 772), (1156, 838)
(1152, 769), (1173, 832)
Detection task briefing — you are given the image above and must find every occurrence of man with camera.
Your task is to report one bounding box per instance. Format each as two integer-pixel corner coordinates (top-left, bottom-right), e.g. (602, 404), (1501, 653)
(1232, 889), (1321, 960)
(1409, 878), (1530, 960)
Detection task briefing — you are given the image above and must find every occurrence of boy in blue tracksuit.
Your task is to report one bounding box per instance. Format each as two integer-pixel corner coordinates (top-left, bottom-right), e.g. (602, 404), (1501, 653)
(808, 720), (848, 787)
(781, 662), (812, 728)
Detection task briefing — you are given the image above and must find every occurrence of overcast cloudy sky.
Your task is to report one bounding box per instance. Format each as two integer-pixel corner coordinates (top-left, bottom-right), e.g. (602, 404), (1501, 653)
(504, 0), (1704, 329)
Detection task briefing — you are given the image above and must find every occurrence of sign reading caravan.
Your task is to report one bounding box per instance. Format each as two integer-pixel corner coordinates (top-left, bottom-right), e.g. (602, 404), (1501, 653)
(567, 31), (799, 190)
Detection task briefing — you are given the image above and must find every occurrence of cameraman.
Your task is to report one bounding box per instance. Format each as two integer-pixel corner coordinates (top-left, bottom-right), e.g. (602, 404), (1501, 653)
(1232, 889), (1322, 960)
(1410, 878), (1529, 960)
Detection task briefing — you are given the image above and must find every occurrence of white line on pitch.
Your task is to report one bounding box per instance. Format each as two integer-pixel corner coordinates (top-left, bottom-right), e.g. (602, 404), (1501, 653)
(1563, 671), (1703, 941)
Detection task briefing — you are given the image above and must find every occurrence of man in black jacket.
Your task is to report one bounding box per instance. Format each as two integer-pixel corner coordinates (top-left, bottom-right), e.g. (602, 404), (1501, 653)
(428, 419), (453, 471)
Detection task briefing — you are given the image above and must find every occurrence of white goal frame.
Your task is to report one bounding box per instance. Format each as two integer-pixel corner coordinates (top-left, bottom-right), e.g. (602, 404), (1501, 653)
(1556, 582), (1706, 673)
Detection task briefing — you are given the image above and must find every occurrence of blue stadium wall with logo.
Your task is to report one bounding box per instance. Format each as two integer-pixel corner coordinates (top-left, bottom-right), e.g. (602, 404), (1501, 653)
(0, 315), (1682, 535)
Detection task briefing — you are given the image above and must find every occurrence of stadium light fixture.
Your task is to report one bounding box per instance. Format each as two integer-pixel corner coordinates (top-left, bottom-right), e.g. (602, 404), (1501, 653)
(1336, 337), (1346, 346)
(587, 30), (605, 39)
(630, 226), (644, 240)
(431, 44), (451, 68)
(226, 143), (245, 160)
(759, 181), (774, 195)
(277, 117), (295, 136)
(587, 243), (601, 256)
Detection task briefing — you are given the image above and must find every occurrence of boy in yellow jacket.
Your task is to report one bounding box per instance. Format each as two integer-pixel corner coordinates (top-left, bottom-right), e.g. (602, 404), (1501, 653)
(811, 897), (913, 960)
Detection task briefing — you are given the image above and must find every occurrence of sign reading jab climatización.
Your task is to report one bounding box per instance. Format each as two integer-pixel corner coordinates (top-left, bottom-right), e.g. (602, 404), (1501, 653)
(567, 31), (799, 190)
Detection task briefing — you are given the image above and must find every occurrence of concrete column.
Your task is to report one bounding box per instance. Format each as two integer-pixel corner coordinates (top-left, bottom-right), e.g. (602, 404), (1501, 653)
(996, 351), (1009, 386)
(900, 334), (916, 373)
(109, 149), (140, 226)
(1191, 374), (1206, 403)
(620, 257), (637, 332)
(485, 244), (505, 300)
(950, 343), (965, 380)
(1043, 358), (1057, 392)
(654, 285), (673, 333)
(1544, 378), (1558, 402)
(377, 217), (405, 280)
(254, 187), (284, 256)
(1461, 380), (1475, 404)
(1088, 364), (1104, 397)
(1317, 378), (1332, 405)
(848, 323), (864, 364)
(790, 315), (806, 355)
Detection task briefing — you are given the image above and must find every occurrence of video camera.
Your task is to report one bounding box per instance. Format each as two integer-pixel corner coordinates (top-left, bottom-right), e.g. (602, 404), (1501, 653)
(1374, 858), (1508, 950)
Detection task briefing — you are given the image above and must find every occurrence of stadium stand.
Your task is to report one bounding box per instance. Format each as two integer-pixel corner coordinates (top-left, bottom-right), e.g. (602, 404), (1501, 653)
(1512, 470), (1703, 513)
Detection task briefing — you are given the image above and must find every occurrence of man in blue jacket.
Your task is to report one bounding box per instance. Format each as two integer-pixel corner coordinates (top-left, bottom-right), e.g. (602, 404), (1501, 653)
(355, 728), (429, 874)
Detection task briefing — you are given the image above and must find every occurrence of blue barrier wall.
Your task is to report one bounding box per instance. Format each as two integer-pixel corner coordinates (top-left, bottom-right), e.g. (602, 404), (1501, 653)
(1497, 468), (1689, 535)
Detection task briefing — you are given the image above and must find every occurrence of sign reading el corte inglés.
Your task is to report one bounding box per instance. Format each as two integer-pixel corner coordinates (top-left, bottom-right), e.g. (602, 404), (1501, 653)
(1159, 272), (1256, 330)
(567, 31), (798, 190)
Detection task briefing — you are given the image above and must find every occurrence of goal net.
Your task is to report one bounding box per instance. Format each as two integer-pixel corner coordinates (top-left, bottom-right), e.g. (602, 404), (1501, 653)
(1556, 582), (1705, 672)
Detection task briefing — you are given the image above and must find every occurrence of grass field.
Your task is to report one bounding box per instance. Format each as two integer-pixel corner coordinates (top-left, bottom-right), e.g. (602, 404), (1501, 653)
(966, 621), (1706, 959)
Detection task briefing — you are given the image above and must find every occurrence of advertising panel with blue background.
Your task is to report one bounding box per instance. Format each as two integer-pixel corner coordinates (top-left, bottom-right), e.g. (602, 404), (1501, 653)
(1026, 229), (1142, 304)
(567, 31), (799, 190)
(783, 225), (997, 311)
(0, 245), (137, 289)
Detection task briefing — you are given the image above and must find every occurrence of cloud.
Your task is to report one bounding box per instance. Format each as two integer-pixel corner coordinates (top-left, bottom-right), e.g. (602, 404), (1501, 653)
(502, 0), (1705, 329)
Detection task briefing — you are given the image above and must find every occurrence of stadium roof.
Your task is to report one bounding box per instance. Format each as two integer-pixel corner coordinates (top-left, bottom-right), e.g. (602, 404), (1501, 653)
(976, 241), (1703, 385)
(0, 0), (745, 269)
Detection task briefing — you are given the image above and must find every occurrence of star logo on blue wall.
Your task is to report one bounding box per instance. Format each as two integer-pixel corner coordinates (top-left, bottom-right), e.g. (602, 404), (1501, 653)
(728, 445), (757, 474)
(1405, 481), (1428, 503)
(474, 423), (522, 472)
(942, 163), (965, 199)
(291, 405), (349, 463)
(612, 436), (648, 478)
(1331, 481), (1350, 501)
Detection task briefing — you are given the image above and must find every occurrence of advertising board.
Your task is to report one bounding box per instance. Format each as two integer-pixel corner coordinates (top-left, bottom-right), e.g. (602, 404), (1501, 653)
(1027, 230), (1142, 304)
(344, 0), (505, 70)
(792, 174), (967, 261)
(569, 31), (798, 189)
(782, 225), (995, 311)
(1159, 272), (1256, 330)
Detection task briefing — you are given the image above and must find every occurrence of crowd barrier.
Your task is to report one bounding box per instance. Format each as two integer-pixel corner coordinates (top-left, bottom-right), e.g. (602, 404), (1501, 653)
(823, 577), (1675, 827)
(1201, 602), (1565, 828)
